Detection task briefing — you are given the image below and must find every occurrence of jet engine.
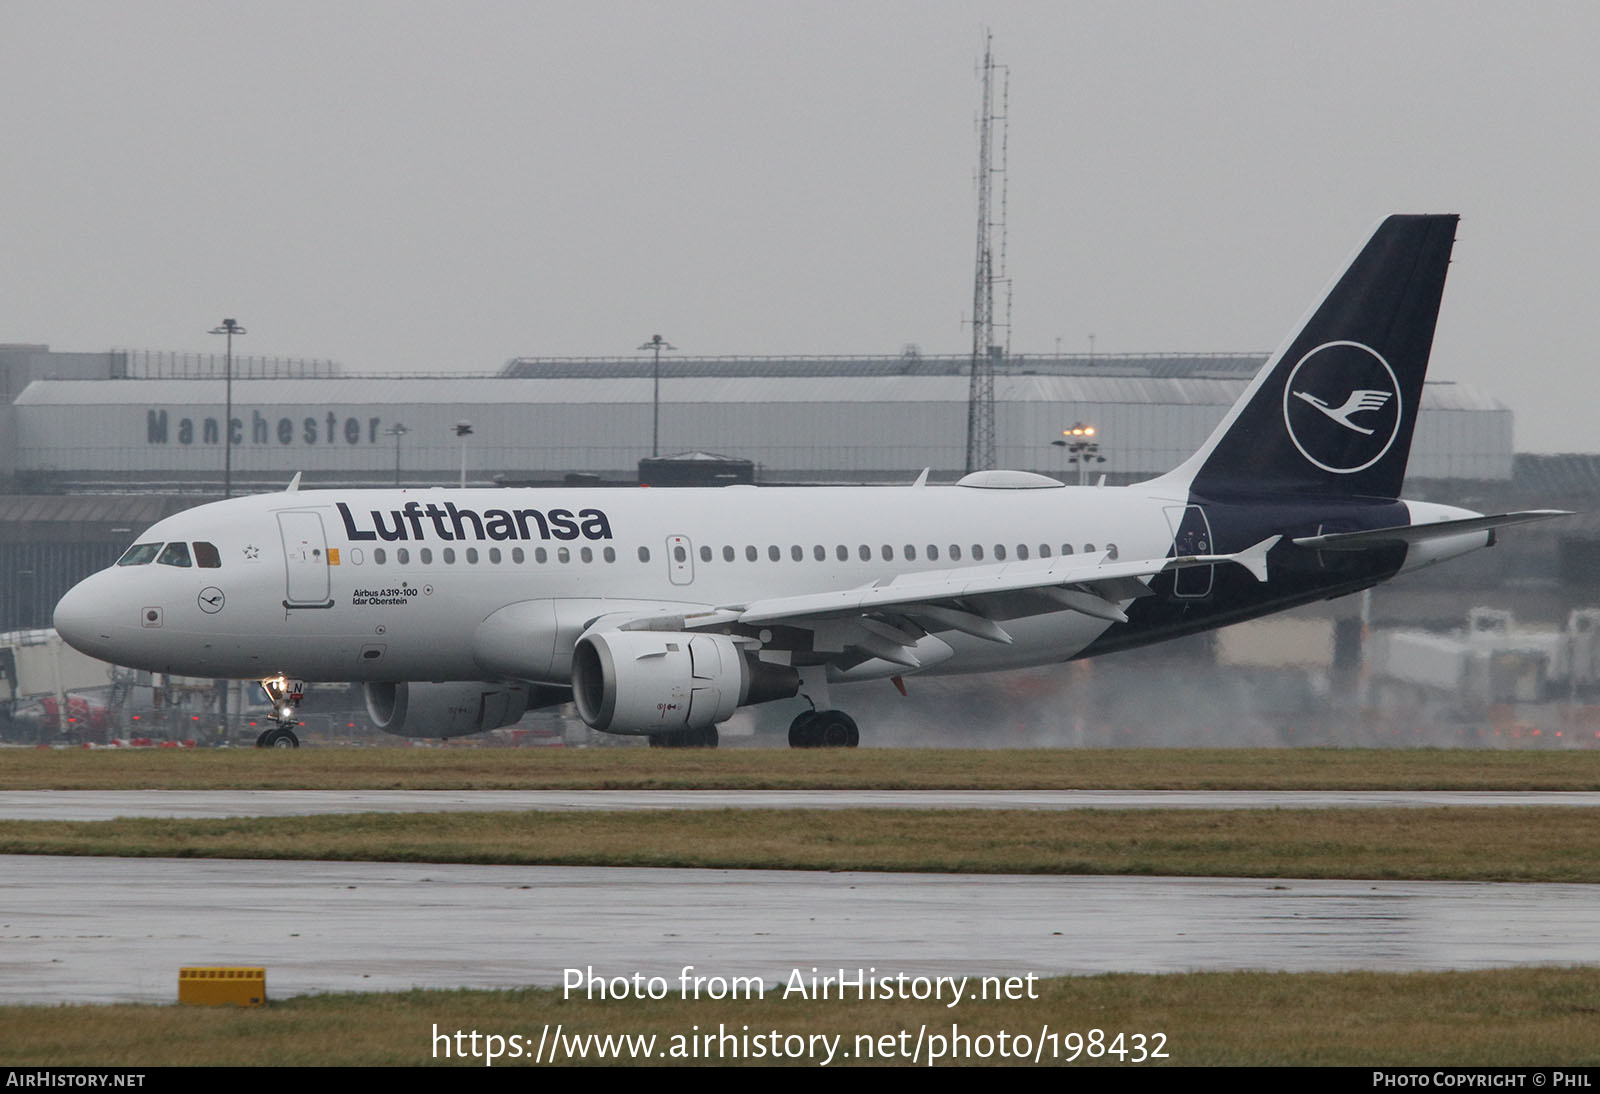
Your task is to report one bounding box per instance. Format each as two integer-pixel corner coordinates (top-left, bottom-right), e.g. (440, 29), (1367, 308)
(571, 630), (798, 735)
(364, 681), (534, 738)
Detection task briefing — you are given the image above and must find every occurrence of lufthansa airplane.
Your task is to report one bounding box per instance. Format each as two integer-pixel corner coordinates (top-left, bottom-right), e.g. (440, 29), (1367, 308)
(54, 215), (1564, 748)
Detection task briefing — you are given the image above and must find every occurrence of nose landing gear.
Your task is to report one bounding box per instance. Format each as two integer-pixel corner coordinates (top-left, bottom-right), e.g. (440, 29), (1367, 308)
(255, 676), (305, 749)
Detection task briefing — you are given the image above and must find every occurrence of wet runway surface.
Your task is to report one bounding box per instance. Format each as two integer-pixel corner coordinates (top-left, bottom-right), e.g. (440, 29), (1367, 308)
(6, 788), (1600, 821)
(6, 790), (1596, 1005)
(4, 855), (1598, 1004)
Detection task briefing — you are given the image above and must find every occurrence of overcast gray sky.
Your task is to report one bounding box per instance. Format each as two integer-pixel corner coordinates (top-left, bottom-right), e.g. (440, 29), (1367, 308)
(4, 1), (1596, 451)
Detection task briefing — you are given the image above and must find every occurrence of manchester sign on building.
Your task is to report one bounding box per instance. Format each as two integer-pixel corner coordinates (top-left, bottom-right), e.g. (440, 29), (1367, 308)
(146, 408), (393, 448)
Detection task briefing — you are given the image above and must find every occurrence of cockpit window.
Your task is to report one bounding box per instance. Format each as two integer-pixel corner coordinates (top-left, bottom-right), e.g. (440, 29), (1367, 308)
(194, 541), (222, 568)
(157, 542), (193, 567)
(117, 543), (162, 566)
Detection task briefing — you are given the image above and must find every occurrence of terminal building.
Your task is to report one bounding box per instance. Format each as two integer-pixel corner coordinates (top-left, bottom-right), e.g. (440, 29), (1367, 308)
(3, 345), (1513, 493)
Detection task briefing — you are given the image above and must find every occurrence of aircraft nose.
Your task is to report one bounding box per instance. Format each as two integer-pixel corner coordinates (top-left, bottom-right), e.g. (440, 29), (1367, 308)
(53, 575), (112, 658)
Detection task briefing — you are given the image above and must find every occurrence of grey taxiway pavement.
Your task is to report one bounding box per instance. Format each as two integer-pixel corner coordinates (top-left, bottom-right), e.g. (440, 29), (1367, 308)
(6, 788), (1600, 820)
(4, 790), (1597, 1004)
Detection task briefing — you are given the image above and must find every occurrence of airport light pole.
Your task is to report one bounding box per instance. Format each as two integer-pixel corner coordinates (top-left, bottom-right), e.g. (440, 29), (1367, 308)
(454, 421), (473, 488)
(1052, 422), (1105, 486)
(638, 334), (676, 458)
(208, 318), (245, 498)
(385, 423), (409, 487)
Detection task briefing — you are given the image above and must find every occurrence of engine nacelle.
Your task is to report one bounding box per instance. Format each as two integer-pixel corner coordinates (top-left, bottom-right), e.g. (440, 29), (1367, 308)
(365, 681), (533, 738)
(571, 630), (798, 735)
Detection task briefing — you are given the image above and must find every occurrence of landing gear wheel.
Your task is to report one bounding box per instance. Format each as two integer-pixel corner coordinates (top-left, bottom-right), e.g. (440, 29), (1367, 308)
(260, 727), (300, 749)
(789, 710), (857, 748)
(254, 728), (273, 748)
(815, 710), (859, 749)
(789, 711), (821, 749)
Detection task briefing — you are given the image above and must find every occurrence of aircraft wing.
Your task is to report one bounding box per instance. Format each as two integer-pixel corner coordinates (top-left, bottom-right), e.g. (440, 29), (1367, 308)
(614, 537), (1280, 671)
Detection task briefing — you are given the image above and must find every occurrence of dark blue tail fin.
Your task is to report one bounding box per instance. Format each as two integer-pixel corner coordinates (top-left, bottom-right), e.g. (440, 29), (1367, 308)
(1162, 214), (1458, 500)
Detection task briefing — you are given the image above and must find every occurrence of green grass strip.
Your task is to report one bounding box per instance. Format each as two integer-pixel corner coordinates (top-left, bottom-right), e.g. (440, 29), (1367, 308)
(5, 969), (1598, 1066)
(3, 806), (1599, 882)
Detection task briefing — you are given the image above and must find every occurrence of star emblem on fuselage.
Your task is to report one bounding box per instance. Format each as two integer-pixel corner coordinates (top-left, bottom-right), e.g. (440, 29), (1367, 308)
(243, 545), (260, 560)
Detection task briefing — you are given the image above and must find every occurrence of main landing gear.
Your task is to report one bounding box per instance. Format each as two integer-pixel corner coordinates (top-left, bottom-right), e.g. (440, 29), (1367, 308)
(788, 709), (859, 749)
(255, 675), (304, 749)
(648, 726), (719, 749)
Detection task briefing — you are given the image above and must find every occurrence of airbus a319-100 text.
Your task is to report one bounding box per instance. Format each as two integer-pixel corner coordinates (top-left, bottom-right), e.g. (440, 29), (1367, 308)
(54, 215), (1565, 747)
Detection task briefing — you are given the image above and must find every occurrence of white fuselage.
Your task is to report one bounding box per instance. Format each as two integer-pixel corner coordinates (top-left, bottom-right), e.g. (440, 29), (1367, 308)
(54, 480), (1189, 685)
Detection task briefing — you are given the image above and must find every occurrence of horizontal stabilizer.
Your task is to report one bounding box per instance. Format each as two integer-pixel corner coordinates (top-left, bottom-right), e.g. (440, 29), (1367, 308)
(1232, 536), (1280, 582)
(1291, 511), (1570, 550)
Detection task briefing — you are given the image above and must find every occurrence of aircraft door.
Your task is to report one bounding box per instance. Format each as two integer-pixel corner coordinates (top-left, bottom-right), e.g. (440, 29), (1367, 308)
(1163, 505), (1214, 598)
(278, 511), (335, 609)
(666, 535), (694, 586)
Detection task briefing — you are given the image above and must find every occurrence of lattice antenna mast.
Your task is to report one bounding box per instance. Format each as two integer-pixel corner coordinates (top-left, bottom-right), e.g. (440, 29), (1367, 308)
(966, 33), (1009, 473)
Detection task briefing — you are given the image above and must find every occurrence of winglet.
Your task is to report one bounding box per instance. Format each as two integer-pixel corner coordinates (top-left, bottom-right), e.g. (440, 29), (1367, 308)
(1232, 536), (1280, 583)
(285, 472), (302, 493)
(912, 468), (931, 488)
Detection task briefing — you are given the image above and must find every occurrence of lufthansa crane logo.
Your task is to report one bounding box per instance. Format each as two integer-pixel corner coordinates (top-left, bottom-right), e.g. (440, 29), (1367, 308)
(1282, 341), (1402, 474)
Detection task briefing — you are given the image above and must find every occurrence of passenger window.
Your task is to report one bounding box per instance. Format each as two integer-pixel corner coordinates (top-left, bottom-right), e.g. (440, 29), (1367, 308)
(746, 546), (758, 562)
(813, 545), (826, 561)
(858, 545), (870, 561)
(927, 545), (939, 561)
(536, 548), (549, 563)
(699, 545), (712, 562)
(1084, 543), (1096, 554)
(558, 547), (571, 563)
(1062, 544), (1074, 555)
(193, 542), (222, 568)
(512, 548), (525, 564)
(674, 545), (687, 563)
(489, 548), (502, 564)
(836, 545), (848, 561)
(397, 548), (410, 564)
(904, 545), (916, 561)
(118, 543), (161, 566)
(881, 545), (893, 561)
(157, 542), (192, 567)
(467, 548), (479, 563)
(374, 548), (387, 564)
(420, 548), (433, 564)
(791, 545), (803, 562)
(581, 547), (593, 563)
(1017, 545), (1029, 560)
(768, 545), (780, 562)
(994, 545), (1007, 561)
(637, 547), (650, 563)
(971, 545), (984, 561)
(723, 546), (736, 562)
(1040, 544), (1052, 558)
(603, 547), (616, 563)
(1105, 543), (1118, 560)
(442, 548), (455, 564)
(949, 545), (962, 561)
